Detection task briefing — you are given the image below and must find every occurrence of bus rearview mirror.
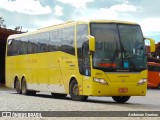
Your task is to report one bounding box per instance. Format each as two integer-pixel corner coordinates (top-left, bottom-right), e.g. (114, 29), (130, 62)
(144, 38), (155, 52)
(87, 35), (95, 52)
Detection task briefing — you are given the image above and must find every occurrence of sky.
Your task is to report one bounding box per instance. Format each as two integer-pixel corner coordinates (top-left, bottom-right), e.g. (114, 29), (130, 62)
(0, 0), (160, 43)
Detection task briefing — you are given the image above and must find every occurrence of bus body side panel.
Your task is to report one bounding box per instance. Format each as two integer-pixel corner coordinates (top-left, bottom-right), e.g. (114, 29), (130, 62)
(26, 52), (66, 93)
(6, 52), (83, 95)
(6, 57), (14, 88)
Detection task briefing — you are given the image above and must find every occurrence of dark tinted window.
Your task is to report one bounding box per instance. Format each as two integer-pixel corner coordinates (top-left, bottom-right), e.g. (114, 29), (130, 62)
(61, 26), (75, 55)
(28, 35), (38, 54)
(19, 37), (28, 55)
(49, 30), (61, 51)
(77, 25), (88, 57)
(7, 39), (20, 56)
(148, 65), (160, 71)
(82, 42), (91, 76)
(7, 26), (75, 56)
(38, 32), (49, 52)
(77, 24), (88, 74)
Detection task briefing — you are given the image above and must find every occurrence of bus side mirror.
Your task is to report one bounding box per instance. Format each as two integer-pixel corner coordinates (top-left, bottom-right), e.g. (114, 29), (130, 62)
(144, 38), (155, 52)
(87, 35), (95, 52)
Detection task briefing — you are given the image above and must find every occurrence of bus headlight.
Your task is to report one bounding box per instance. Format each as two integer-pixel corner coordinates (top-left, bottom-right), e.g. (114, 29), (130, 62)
(137, 78), (147, 86)
(93, 78), (108, 85)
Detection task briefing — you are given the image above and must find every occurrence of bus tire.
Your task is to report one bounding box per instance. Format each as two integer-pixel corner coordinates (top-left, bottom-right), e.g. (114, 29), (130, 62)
(21, 78), (28, 95)
(51, 93), (67, 98)
(69, 80), (88, 101)
(112, 96), (130, 103)
(157, 84), (160, 89)
(21, 78), (36, 95)
(15, 78), (21, 94)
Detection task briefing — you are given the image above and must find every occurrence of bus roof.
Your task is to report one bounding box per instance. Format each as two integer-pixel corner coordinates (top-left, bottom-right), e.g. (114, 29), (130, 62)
(39, 20), (138, 30)
(89, 20), (138, 25)
(7, 20), (139, 40)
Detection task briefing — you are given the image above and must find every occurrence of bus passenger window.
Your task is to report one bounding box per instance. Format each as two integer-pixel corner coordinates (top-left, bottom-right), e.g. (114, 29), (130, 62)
(28, 35), (38, 54)
(82, 42), (90, 76)
(38, 32), (49, 52)
(7, 39), (20, 56)
(20, 37), (28, 55)
(61, 26), (75, 55)
(49, 30), (61, 52)
(77, 24), (88, 75)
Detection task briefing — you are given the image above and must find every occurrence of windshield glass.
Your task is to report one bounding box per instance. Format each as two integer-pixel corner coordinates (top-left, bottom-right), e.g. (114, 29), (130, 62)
(91, 23), (147, 72)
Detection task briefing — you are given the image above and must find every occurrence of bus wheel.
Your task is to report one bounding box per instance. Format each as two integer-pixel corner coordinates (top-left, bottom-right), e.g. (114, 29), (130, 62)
(70, 80), (88, 101)
(51, 93), (67, 98)
(21, 78), (28, 95)
(21, 78), (36, 95)
(15, 78), (21, 94)
(112, 96), (130, 103)
(157, 84), (160, 89)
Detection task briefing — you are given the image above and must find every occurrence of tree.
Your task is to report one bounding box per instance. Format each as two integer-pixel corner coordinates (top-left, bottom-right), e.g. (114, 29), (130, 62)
(0, 17), (24, 32)
(0, 17), (6, 28)
(14, 26), (22, 31)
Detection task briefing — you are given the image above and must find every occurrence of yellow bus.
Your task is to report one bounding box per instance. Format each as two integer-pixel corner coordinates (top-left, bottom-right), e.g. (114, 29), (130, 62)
(5, 20), (155, 103)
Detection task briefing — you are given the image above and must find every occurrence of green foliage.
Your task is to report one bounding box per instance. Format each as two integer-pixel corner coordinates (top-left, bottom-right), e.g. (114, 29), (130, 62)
(0, 17), (6, 28)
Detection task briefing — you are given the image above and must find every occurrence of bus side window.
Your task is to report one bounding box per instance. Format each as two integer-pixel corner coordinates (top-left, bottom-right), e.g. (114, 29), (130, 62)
(37, 42), (48, 52)
(28, 41), (38, 54)
(7, 39), (20, 56)
(38, 32), (49, 52)
(82, 42), (91, 76)
(19, 37), (28, 55)
(49, 30), (61, 52)
(62, 26), (75, 55)
(148, 65), (153, 71)
(77, 24), (88, 75)
(153, 66), (160, 71)
(28, 35), (38, 54)
(7, 39), (13, 56)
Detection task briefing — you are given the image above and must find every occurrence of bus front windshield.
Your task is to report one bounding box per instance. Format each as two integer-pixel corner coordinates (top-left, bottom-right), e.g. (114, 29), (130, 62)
(91, 23), (147, 72)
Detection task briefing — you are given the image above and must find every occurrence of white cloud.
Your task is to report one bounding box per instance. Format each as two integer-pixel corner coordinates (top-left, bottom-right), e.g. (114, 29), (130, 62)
(72, 3), (140, 21)
(55, 5), (63, 16)
(72, 8), (117, 21)
(56, 0), (94, 8)
(139, 18), (160, 42)
(115, 0), (129, 4)
(140, 18), (160, 33)
(0, 0), (51, 15)
(34, 19), (64, 28)
(110, 4), (140, 12)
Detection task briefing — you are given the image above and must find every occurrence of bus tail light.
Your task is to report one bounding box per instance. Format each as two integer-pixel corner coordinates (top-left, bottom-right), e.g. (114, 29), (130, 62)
(137, 78), (147, 86)
(93, 78), (108, 85)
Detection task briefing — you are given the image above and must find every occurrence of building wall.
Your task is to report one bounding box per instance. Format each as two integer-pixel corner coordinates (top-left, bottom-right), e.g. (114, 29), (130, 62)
(0, 28), (23, 84)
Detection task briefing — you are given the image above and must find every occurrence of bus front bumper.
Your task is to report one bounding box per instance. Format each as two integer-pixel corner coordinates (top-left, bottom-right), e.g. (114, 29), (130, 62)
(87, 82), (147, 96)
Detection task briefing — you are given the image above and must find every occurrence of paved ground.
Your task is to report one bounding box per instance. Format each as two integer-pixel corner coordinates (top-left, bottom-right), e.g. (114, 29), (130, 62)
(0, 86), (159, 120)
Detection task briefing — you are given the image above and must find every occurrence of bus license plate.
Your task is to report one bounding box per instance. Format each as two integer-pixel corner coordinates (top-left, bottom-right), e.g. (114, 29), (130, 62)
(118, 88), (128, 93)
